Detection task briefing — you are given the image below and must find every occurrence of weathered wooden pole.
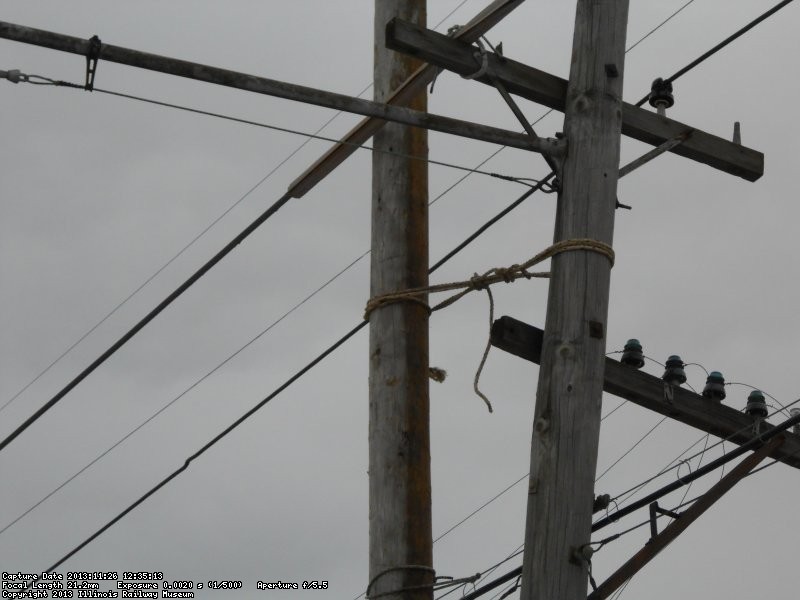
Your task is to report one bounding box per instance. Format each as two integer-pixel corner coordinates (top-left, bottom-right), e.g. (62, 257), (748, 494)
(367, 2), (431, 600)
(520, 2), (629, 599)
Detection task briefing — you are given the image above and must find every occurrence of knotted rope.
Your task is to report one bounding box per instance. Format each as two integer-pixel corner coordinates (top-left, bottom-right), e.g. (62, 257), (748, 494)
(363, 238), (614, 321)
(364, 238), (614, 413)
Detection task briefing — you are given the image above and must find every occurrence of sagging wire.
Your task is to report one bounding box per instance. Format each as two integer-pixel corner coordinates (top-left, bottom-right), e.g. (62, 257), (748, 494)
(1, 70), (547, 190)
(608, 397), (800, 510)
(0, 0), (476, 417)
(726, 381), (792, 417)
(677, 434), (709, 507)
(23, 169), (557, 578)
(595, 416), (669, 483)
(0, 150), (555, 545)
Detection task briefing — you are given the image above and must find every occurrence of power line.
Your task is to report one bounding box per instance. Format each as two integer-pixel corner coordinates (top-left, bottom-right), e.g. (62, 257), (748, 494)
(608, 397), (800, 509)
(357, 382), (636, 600)
(438, 545), (524, 600)
(370, 378), (634, 557)
(592, 408), (800, 533)
(0, 190), (294, 454)
(87, 86), (543, 186)
(595, 416), (669, 483)
(433, 474), (528, 545)
(625, 0), (698, 54)
(0, 154), (556, 540)
(1, 95), (559, 539)
(677, 433), (710, 506)
(0, 74), (549, 445)
(0, 248), (370, 538)
(31, 171), (554, 577)
(0, 1), (469, 416)
(634, 0), (797, 106)
(12, 0), (726, 580)
(398, 4), (770, 592)
(726, 381), (792, 416)
(0, 93), (364, 417)
(34, 319), (366, 578)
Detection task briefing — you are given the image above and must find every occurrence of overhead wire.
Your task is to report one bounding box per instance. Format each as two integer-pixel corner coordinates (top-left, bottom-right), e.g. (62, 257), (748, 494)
(726, 381), (791, 416)
(0, 188), (295, 454)
(634, 0), (797, 106)
(380, 349), (635, 554)
(0, 76), (551, 453)
(433, 474), (528, 545)
(31, 173), (557, 577)
(474, 0), (800, 531)
(677, 433), (710, 506)
(624, 0), (698, 54)
(599, 348), (795, 508)
(609, 397), (800, 509)
(0, 153), (557, 539)
(2, 50), (563, 544)
(416, 4), (797, 590)
(0, 89), (368, 417)
(437, 544), (524, 600)
(595, 416), (669, 483)
(490, 577), (521, 600)
(610, 578), (633, 600)
(12, 0), (763, 581)
(0, 1), (474, 418)
(43, 82), (547, 187)
(388, 371), (655, 600)
(0, 248), (370, 537)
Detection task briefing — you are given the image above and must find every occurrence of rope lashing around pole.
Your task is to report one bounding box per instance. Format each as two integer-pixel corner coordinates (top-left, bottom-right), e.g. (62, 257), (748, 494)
(364, 238), (615, 413)
(363, 238), (615, 321)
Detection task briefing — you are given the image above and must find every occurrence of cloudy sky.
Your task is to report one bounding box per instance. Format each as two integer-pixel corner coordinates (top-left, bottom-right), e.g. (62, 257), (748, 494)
(1, 1), (799, 598)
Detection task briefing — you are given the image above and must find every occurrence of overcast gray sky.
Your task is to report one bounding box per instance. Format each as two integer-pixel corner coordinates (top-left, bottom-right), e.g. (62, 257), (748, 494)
(1, 1), (799, 598)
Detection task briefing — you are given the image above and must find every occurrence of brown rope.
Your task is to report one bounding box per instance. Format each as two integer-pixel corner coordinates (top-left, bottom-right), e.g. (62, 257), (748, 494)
(473, 287), (495, 413)
(364, 238), (614, 413)
(363, 238), (614, 321)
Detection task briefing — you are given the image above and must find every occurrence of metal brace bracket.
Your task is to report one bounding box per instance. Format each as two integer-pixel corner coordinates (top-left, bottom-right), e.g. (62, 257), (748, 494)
(663, 381), (674, 404)
(618, 131), (692, 178)
(648, 501), (681, 539)
(84, 35), (101, 91)
(486, 74), (564, 175)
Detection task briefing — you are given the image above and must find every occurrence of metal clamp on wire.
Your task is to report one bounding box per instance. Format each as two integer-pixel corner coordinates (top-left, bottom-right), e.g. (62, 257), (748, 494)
(84, 35), (102, 91)
(462, 38), (489, 80)
(1, 69), (28, 84)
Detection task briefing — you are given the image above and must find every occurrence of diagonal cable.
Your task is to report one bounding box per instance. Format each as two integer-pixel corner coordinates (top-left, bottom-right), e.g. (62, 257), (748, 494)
(634, 0), (797, 106)
(0, 0), (470, 416)
(30, 177), (554, 575)
(0, 191), (294, 453)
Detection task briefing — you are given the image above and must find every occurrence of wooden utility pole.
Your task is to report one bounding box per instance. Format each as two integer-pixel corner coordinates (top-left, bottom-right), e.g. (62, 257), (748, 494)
(382, 4), (771, 595)
(520, 2), (629, 599)
(368, 2), (431, 600)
